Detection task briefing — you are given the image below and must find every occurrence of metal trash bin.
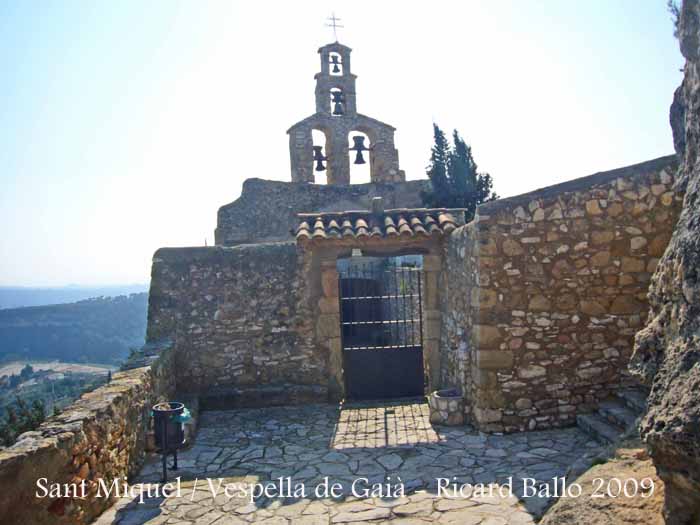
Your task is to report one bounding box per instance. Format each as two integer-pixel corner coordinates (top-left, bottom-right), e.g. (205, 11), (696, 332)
(152, 401), (191, 482)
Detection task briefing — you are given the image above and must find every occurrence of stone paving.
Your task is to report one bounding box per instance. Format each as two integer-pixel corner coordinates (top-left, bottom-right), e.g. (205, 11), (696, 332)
(95, 401), (602, 525)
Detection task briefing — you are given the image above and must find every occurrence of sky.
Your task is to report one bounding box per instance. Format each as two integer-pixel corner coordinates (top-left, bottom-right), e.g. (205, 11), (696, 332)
(0, 1), (683, 286)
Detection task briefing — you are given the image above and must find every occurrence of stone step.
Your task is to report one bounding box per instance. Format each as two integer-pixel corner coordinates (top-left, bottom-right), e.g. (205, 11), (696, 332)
(616, 388), (648, 414)
(576, 413), (623, 445)
(598, 400), (639, 431)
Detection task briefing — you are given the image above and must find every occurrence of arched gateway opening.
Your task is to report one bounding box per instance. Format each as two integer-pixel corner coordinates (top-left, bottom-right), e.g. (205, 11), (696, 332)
(337, 254), (424, 400)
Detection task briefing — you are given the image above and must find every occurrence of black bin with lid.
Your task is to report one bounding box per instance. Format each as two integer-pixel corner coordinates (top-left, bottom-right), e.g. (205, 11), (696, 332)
(152, 401), (188, 481)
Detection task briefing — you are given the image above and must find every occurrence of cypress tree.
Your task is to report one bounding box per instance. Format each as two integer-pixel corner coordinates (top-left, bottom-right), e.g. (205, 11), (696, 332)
(422, 124), (498, 221)
(421, 124), (451, 208)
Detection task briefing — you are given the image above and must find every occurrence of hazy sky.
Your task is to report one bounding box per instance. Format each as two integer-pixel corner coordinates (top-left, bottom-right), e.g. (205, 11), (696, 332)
(0, 1), (683, 286)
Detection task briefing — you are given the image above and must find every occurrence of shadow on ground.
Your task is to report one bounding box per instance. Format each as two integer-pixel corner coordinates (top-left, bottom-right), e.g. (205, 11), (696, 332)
(96, 400), (603, 525)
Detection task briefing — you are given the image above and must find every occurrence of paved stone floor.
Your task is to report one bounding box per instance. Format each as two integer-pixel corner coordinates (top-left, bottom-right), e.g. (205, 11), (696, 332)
(95, 401), (602, 525)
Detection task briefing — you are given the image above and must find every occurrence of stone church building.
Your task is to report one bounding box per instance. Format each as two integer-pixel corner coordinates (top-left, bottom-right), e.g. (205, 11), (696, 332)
(4, 26), (698, 524)
(147, 40), (682, 433)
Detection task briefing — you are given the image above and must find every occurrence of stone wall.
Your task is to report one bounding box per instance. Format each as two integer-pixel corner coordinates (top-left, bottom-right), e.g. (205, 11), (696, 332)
(147, 242), (327, 407)
(439, 222), (478, 403)
(441, 155), (682, 432)
(215, 178), (428, 246)
(0, 352), (174, 525)
(629, 1), (700, 521)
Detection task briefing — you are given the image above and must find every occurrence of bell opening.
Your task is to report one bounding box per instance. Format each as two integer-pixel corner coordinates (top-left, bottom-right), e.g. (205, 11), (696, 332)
(330, 88), (344, 117)
(329, 52), (343, 76)
(312, 129), (328, 185)
(348, 131), (371, 184)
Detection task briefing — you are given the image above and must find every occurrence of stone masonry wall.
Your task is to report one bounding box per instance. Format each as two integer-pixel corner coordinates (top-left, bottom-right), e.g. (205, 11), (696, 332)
(441, 155), (682, 432)
(0, 352), (174, 525)
(215, 178), (428, 246)
(147, 242), (326, 407)
(439, 222), (478, 405)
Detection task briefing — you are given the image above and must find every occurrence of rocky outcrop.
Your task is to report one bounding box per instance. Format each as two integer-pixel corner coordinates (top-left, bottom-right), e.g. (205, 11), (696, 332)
(541, 442), (665, 525)
(540, 440), (664, 525)
(629, 1), (700, 522)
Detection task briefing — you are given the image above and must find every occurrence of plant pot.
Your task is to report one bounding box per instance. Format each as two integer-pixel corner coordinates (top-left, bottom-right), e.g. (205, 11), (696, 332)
(428, 389), (464, 426)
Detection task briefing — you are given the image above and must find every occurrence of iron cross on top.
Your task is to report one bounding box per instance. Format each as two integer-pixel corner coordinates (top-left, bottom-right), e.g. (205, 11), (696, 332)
(326, 13), (344, 42)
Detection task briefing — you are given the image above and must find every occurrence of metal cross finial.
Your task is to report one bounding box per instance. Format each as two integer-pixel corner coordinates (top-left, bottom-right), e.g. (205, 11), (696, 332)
(326, 13), (344, 42)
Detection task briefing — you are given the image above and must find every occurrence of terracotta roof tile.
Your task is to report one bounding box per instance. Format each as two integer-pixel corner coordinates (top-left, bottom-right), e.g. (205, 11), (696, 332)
(295, 208), (465, 243)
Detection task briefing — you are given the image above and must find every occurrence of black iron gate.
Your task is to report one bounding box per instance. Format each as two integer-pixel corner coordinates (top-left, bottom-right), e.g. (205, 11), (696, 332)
(338, 261), (424, 400)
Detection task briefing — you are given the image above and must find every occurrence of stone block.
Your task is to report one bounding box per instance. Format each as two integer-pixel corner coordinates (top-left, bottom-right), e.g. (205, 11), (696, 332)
(551, 259), (574, 278)
(585, 200), (603, 215)
(610, 295), (644, 315)
(590, 251), (611, 267)
(649, 233), (672, 257)
(480, 238), (499, 255)
(631, 236), (648, 250)
(480, 288), (499, 309)
(473, 407), (503, 423)
(556, 293), (577, 311)
(321, 270), (339, 297)
(515, 398), (533, 409)
(316, 314), (340, 340)
(424, 272), (439, 308)
(579, 299), (606, 316)
(528, 294), (551, 311)
(318, 296), (340, 314)
(476, 349), (514, 370)
(591, 230), (615, 244)
(621, 257), (646, 273)
(518, 365), (546, 379)
(610, 238), (629, 256)
(476, 324), (502, 348)
(607, 202), (624, 216)
(502, 238), (524, 256)
(423, 255), (442, 272)
(651, 184), (666, 196)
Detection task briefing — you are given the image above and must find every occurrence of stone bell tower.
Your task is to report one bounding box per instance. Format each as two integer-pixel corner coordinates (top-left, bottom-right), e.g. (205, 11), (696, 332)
(287, 41), (405, 185)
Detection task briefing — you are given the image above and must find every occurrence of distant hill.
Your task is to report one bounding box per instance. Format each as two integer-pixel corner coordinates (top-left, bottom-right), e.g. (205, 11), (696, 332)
(0, 293), (148, 365)
(0, 284), (149, 310)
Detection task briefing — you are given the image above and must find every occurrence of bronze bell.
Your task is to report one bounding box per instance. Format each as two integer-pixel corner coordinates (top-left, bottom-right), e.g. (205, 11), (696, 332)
(313, 146), (327, 171)
(331, 93), (344, 116)
(349, 136), (369, 165)
(330, 55), (341, 74)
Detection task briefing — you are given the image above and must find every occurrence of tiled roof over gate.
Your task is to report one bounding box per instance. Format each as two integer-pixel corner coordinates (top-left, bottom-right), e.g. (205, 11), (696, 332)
(295, 208), (465, 243)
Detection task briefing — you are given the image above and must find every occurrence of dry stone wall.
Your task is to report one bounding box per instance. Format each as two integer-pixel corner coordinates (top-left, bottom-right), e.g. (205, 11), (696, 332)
(147, 242), (327, 407)
(0, 352), (174, 525)
(442, 155), (682, 432)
